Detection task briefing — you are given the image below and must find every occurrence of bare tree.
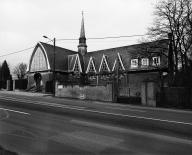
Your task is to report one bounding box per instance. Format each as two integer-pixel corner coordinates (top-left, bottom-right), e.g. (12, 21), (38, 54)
(13, 63), (27, 79)
(148, 0), (192, 72)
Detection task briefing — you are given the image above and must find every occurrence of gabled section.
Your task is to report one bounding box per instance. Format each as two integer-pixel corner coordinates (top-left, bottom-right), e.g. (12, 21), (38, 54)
(112, 53), (125, 71)
(68, 54), (77, 71)
(72, 54), (82, 73)
(86, 57), (97, 73)
(28, 42), (51, 72)
(99, 55), (110, 72)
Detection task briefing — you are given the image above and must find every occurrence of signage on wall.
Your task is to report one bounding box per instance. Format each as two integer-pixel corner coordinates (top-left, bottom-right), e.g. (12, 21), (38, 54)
(58, 85), (63, 89)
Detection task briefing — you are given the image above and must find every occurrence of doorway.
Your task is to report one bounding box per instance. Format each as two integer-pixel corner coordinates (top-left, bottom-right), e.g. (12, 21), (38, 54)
(34, 72), (42, 92)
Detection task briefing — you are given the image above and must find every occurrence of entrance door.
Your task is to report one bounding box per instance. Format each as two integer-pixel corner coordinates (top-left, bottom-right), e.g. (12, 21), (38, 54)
(141, 82), (157, 107)
(34, 73), (42, 92)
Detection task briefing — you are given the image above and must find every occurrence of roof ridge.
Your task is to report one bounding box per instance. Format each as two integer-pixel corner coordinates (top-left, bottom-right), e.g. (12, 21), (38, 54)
(88, 39), (169, 53)
(40, 42), (76, 52)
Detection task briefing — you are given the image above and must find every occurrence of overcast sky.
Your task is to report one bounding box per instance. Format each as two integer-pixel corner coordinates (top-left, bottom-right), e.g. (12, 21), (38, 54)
(0, 0), (157, 71)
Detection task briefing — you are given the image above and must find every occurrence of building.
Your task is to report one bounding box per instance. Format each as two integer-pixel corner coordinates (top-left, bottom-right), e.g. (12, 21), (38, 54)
(27, 42), (76, 92)
(27, 14), (170, 105)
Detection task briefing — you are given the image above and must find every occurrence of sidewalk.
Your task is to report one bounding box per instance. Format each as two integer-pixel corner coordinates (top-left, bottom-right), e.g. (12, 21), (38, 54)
(0, 89), (51, 97)
(1, 89), (192, 114)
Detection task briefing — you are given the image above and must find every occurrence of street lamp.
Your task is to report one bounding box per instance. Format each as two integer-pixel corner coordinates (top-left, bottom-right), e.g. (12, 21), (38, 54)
(43, 36), (56, 96)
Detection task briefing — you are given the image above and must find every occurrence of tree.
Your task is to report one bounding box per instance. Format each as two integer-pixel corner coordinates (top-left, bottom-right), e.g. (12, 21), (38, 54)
(148, 0), (192, 73)
(1, 60), (11, 81)
(13, 63), (27, 79)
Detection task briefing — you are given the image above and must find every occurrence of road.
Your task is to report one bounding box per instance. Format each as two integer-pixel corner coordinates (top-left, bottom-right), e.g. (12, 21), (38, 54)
(0, 91), (192, 154)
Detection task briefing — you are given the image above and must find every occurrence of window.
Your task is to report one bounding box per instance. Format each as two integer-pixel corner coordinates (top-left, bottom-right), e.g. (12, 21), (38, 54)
(30, 47), (48, 72)
(68, 55), (76, 71)
(89, 63), (95, 72)
(73, 61), (80, 72)
(99, 55), (110, 72)
(73, 55), (82, 73)
(112, 53), (125, 71)
(100, 61), (108, 71)
(112, 59), (123, 71)
(131, 59), (138, 68)
(86, 57), (96, 73)
(141, 58), (149, 66)
(152, 57), (160, 66)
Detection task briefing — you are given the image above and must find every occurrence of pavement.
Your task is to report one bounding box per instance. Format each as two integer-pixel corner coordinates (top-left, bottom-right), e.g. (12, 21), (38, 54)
(1, 91), (192, 154)
(1, 89), (192, 114)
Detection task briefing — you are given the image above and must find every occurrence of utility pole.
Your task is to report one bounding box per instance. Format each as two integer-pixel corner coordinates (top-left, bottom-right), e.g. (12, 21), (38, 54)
(43, 36), (56, 96)
(116, 58), (119, 99)
(53, 38), (56, 96)
(113, 57), (119, 103)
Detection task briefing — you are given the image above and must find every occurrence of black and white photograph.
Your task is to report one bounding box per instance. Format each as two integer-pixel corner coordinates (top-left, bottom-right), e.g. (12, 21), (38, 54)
(0, 0), (192, 154)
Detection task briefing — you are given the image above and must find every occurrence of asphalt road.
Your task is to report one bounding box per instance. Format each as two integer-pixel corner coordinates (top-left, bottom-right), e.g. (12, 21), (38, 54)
(0, 91), (192, 154)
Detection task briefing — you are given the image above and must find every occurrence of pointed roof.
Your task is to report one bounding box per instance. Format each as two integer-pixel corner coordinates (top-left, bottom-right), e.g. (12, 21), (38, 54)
(29, 42), (76, 72)
(83, 39), (169, 72)
(80, 11), (85, 39)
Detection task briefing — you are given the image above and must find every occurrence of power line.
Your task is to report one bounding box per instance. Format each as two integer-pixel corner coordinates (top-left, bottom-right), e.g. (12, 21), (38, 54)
(0, 46), (34, 58)
(87, 34), (148, 40)
(0, 40), (52, 58)
(0, 34), (148, 58)
(57, 34), (148, 41)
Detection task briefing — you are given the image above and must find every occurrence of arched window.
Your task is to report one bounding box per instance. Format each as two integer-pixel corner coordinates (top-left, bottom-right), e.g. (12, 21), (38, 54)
(30, 47), (48, 72)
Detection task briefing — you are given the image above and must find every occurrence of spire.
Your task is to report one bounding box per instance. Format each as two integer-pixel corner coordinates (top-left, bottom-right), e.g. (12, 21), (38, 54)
(78, 11), (87, 56)
(80, 11), (85, 38)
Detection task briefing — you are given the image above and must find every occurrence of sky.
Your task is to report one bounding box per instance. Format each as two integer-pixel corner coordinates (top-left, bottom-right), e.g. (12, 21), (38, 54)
(0, 0), (157, 72)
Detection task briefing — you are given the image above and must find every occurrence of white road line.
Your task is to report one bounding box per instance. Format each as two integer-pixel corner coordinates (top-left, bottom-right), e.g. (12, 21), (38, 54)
(84, 109), (192, 126)
(1, 96), (192, 126)
(0, 107), (30, 115)
(108, 106), (146, 112)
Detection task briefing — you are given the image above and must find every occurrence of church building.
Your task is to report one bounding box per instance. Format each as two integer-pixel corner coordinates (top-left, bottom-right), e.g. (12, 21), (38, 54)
(27, 14), (170, 105)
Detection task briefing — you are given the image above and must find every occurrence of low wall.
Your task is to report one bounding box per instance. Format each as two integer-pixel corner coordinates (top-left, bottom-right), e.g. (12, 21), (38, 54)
(158, 87), (192, 108)
(15, 79), (28, 90)
(56, 84), (113, 102)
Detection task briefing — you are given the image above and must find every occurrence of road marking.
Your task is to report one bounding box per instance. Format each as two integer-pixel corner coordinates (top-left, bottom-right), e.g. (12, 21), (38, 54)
(0, 107), (30, 115)
(83, 108), (192, 126)
(1, 96), (192, 126)
(107, 106), (146, 112)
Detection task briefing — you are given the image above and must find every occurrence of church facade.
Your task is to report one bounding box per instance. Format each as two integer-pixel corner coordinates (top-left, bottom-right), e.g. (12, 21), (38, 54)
(27, 42), (76, 92)
(27, 14), (170, 104)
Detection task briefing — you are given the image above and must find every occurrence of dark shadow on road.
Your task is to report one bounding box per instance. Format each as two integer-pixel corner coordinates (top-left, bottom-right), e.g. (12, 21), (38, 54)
(0, 145), (18, 155)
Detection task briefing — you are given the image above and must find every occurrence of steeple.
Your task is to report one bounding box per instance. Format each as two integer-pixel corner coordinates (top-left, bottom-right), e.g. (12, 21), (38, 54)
(78, 11), (87, 56)
(80, 11), (85, 38)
